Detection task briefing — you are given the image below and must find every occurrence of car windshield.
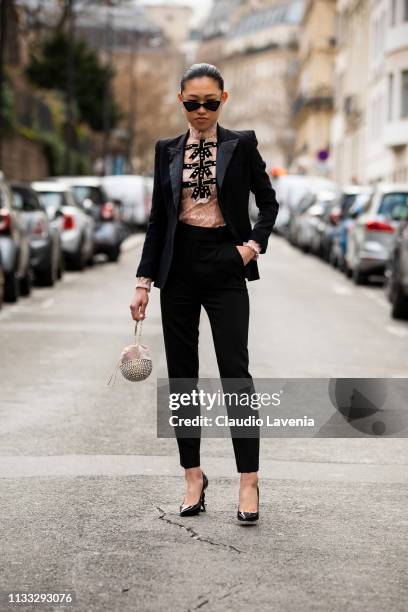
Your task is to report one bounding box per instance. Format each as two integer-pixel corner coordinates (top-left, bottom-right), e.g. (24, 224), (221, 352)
(340, 193), (358, 216)
(378, 193), (408, 217)
(37, 192), (64, 209)
(71, 186), (106, 205)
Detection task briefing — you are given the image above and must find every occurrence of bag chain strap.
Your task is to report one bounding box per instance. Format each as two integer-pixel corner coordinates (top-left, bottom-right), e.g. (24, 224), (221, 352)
(135, 319), (143, 345)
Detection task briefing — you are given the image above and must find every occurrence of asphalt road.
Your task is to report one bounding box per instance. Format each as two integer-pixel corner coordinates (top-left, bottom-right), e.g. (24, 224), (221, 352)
(0, 232), (407, 612)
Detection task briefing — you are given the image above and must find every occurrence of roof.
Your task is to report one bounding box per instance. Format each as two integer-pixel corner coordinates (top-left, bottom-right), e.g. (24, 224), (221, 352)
(74, 3), (161, 35)
(31, 181), (70, 192)
(342, 185), (373, 195)
(200, 0), (245, 40)
(54, 176), (103, 188)
(229, 0), (304, 38)
(375, 183), (408, 193)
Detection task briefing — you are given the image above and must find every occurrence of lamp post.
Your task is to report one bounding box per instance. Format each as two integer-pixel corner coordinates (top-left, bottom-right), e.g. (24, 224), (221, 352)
(101, 0), (115, 176)
(64, 0), (75, 175)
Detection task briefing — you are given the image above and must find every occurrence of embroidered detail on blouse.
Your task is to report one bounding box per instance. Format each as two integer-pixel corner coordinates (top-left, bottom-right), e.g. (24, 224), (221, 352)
(182, 140), (217, 200)
(179, 121), (225, 227)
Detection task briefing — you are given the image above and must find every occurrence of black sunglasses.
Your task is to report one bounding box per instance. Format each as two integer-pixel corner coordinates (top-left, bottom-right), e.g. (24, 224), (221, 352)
(182, 99), (222, 112)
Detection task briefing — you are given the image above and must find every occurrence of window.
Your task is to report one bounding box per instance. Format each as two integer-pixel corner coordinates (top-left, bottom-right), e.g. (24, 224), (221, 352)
(390, 0), (396, 26)
(401, 70), (408, 118)
(388, 73), (394, 121)
(379, 193), (408, 216)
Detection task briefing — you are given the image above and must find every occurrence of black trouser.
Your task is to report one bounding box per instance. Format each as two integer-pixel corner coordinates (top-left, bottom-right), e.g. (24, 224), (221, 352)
(159, 221), (259, 473)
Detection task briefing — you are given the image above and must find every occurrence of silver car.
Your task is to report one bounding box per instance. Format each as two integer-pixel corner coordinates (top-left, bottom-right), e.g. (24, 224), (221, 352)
(346, 183), (408, 285)
(295, 190), (338, 253)
(54, 176), (124, 261)
(11, 182), (64, 286)
(31, 181), (95, 271)
(0, 173), (32, 302)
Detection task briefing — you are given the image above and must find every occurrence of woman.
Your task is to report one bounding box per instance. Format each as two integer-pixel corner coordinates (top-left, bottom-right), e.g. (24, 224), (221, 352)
(130, 63), (279, 523)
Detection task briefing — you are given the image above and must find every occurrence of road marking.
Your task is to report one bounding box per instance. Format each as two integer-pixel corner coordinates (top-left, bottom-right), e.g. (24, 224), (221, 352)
(121, 234), (146, 252)
(41, 298), (55, 309)
(362, 289), (388, 309)
(0, 455), (406, 483)
(332, 284), (353, 296)
(386, 325), (408, 338)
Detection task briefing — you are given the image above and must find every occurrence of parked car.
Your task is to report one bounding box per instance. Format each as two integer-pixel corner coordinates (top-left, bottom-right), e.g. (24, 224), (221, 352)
(0, 172), (32, 302)
(295, 190), (338, 253)
(54, 177), (123, 262)
(311, 197), (341, 259)
(31, 181), (94, 270)
(101, 174), (152, 229)
(384, 202), (408, 319)
(272, 174), (334, 240)
(286, 176), (338, 245)
(330, 187), (373, 271)
(346, 184), (408, 285)
(10, 182), (63, 286)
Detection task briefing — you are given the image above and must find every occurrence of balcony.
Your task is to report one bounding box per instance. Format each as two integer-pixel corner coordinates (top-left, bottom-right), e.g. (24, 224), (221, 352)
(384, 119), (408, 148)
(292, 87), (334, 117)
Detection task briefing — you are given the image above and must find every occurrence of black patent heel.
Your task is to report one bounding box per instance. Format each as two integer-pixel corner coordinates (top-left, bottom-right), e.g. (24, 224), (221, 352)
(180, 472), (208, 517)
(237, 484), (259, 524)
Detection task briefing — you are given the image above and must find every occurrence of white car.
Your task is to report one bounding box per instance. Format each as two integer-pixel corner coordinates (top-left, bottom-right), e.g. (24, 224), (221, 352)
(31, 181), (95, 270)
(101, 175), (152, 227)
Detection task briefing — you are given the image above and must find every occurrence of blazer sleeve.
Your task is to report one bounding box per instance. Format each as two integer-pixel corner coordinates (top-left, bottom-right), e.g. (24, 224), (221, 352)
(135, 140), (168, 279)
(247, 130), (279, 253)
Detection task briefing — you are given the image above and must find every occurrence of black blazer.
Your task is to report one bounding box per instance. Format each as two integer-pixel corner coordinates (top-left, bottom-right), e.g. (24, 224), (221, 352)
(136, 122), (279, 289)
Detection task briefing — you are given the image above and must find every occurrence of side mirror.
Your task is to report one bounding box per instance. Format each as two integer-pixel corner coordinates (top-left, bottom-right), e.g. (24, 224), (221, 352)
(309, 204), (324, 217)
(81, 197), (94, 215)
(82, 197), (93, 211)
(349, 206), (362, 220)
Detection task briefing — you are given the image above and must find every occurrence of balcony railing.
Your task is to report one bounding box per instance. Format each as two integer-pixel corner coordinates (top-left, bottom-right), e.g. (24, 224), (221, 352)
(292, 87), (334, 116)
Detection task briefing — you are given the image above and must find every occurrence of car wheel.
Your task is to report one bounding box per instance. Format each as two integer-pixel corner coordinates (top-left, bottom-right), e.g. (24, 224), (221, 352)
(4, 270), (20, 303)
(390, 267), (408, 319)
(340, 258), (348, 276)
(107, 245), (121, 263)
(329, 250), (338, 268)
(71, 237), (87, 271)
(352, 265), (367, 286)
(39, 257), (58, 287)
(0, 267), (4, 309)
(391, 282), (408, 319)
(19, 268), (33, 296)
(57, 251), (64, 280)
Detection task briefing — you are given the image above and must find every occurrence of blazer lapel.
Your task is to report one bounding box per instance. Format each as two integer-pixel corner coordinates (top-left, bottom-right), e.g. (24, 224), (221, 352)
(166, 122), (239, 211)
(216, 123), (239, 194)
(167, 129), (189, 212)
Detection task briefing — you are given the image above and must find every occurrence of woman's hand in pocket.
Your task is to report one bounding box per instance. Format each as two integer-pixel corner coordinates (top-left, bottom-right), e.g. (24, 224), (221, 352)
(236, 245), (255, 266)
(130, 288), (149, 321)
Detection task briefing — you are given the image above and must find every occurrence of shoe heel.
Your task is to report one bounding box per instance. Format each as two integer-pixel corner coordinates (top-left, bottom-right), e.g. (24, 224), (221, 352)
(179, 471), (208, 517)
(236, 483), (259, 524)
